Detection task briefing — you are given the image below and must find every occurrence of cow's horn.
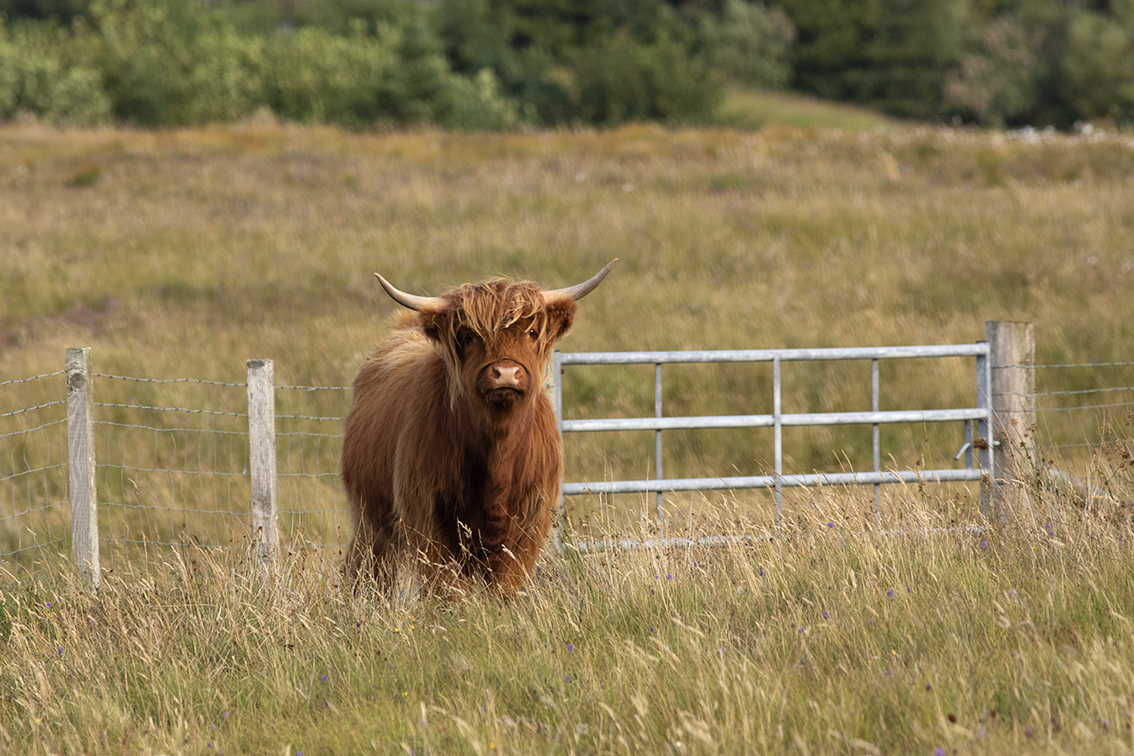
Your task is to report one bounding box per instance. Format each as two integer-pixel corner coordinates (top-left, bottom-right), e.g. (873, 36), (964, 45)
(544, 258), (617, 302)
(374, 273), (445, 311)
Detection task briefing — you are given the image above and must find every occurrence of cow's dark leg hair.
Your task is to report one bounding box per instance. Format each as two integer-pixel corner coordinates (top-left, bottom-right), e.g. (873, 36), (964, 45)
(346, 517), (402, 596)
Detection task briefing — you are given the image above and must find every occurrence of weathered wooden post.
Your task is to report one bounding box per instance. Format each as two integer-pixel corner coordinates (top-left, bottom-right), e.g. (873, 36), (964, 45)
(66, 347), (99, 588)
(247, 359), (279, 563)
(986, 321), (1037, 519)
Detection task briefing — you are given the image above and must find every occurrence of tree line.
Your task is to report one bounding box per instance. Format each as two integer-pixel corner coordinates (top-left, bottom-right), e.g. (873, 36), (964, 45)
(1, 0), (1131, 129)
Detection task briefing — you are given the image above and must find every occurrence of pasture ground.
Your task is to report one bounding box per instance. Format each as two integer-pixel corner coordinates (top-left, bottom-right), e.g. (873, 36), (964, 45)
(2, 113), (1133, 538)
(3, 480), (1134, 755)
(2, 96), (1134, 753)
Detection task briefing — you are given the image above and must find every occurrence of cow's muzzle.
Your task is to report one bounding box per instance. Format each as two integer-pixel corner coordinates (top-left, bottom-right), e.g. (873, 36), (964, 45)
(479, 360), (529, 407)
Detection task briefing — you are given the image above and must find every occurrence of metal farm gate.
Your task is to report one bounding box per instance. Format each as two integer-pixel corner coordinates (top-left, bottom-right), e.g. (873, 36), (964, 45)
(551, 343), (995, 534)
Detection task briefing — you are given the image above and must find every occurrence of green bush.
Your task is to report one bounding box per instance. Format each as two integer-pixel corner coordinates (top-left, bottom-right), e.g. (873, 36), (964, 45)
(943, 15), (1042, 126)
(779, 0), (966, 119)
(261, 19), (520, 129)
(572, 31), (721, 126)
(0, 0), (523, 129)
(1060, 9), (1134, 125)
(261, 24), (394, 124)
(697, 0), (795, 89)
(0, 20), (110, 124)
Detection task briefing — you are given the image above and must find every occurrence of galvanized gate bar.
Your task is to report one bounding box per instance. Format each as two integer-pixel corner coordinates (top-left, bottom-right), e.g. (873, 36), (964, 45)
(561, 408), (987, 433)
(558, 344), (989, 365)
(563, 467), (984, 495)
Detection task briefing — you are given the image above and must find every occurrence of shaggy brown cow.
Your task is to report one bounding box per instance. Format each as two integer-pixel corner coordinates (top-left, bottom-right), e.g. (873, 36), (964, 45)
(341, 260), (615, 596)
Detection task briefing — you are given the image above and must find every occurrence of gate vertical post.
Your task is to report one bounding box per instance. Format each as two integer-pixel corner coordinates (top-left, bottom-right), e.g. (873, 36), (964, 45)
(976, 343), (994, 517)
(986, 320), (1036, 520)
(871, 358), (881, 526)
(654, 362), (664, 537)
(551, 350), (566, 545)
(773, 356), (783, 535)
(247, 359), (278, 563)
(66, 347), (99, 589)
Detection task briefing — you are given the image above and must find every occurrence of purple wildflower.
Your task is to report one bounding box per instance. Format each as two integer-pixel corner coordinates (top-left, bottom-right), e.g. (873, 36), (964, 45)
(887, 589), (894, 598)
(567, 643), (575, 651)
(822, 610), (829, 619)
(321, 674), (328, 682)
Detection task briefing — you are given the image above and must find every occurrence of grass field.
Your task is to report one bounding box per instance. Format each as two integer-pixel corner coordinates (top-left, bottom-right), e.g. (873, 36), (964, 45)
(4, 487), (1134, 755)
(2, 95), (1134, 752)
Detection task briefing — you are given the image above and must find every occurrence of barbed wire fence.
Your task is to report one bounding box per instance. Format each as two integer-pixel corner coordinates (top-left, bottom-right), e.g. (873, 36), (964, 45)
(2, 329), (1131, 583)
(1034, 361), (1134, 458)
(0, 372), (69, 574)
(1, 359), (353, 581)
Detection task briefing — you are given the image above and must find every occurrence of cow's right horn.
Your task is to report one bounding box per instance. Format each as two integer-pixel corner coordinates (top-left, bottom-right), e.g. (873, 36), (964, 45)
(543, 258), (617, 302)
(374, 273), (445, 311)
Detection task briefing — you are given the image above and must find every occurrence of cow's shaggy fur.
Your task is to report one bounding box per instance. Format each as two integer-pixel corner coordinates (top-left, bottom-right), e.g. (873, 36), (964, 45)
(341, 273), (602, 597)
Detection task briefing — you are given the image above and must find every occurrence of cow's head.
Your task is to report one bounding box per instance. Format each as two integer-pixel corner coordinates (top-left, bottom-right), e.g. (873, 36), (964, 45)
(375, 260), (616, 412)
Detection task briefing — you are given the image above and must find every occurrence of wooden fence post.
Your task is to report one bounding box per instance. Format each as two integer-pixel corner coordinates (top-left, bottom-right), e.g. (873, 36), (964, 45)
(66, 347), (99, 589)
(986, 321), (1037, 519)
(247, 359), (278, 563)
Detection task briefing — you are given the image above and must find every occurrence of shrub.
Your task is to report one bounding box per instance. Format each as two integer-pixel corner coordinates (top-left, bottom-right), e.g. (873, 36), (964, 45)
(571, 31), (721, 126)
(261, 24), (395, 125)
(0, 20), (111, 125)
(697, 0), (795, 89)
(943, 15), (1042, 127)
(1059, 9), (1134, 125)
(778, 0), (966, 119)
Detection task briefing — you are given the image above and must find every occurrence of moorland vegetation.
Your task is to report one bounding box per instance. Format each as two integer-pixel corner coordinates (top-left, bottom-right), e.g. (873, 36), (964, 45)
(2, 0), (1134, 129)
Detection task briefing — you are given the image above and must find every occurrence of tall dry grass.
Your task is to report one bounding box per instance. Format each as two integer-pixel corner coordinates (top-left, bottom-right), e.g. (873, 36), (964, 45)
(3, 472), (1134, 754)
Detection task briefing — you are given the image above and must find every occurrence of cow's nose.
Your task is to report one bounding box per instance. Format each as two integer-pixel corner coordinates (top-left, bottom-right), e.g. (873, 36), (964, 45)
(491, 365), (524, 388)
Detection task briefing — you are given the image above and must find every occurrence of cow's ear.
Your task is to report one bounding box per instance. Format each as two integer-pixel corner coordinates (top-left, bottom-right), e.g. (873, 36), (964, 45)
(544, 298), (577, 342)
(418, 308), (451, 344)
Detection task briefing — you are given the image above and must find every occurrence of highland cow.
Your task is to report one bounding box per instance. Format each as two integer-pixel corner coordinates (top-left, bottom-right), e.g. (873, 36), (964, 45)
(341, 260), (615, 596)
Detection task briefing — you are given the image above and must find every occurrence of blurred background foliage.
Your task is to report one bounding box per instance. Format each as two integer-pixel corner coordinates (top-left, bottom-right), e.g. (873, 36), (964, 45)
(0, 0), (1132, 129)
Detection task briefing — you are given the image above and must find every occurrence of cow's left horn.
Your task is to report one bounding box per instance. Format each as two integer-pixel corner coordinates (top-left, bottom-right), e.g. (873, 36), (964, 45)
(543, 258), (617, 302)
(374, 273), (445, 311)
